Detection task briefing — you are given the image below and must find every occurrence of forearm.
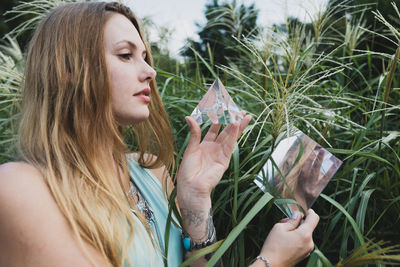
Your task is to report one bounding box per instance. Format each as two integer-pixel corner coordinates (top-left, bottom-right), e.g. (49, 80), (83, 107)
(179, 197), (221, 266)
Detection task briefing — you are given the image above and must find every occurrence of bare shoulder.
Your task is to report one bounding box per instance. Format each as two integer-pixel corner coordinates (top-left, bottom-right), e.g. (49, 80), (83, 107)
(0, 162), (110, 267)
(0, 161), (41, 177)
(0, 161), (46, 205)
(0, 160), (43, 176)
(0, 161), (59, 218)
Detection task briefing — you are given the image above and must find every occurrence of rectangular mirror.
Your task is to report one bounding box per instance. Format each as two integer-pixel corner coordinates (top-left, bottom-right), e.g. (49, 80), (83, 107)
(254, 128), (342, 217)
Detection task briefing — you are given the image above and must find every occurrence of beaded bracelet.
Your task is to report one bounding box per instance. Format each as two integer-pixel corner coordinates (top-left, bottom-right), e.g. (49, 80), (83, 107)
(253, 255), (271, 267)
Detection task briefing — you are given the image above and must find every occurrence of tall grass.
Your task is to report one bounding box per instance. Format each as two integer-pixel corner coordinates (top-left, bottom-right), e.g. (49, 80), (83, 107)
(0, 37), (23, 160)
(170, 1), (400, 266)
(1, 0), (399, 267)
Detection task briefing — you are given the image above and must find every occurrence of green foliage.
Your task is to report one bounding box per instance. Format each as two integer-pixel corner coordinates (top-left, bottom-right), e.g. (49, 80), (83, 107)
(335, 240), (400, 266)
(181, 0), (259, 78)
(0, 36), (23, 161)
(165, 1), (400, 266)
(0, 0), (34, 51)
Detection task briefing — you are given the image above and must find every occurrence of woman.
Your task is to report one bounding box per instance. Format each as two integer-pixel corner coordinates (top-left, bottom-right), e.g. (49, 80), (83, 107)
(0, 2), (319, 266)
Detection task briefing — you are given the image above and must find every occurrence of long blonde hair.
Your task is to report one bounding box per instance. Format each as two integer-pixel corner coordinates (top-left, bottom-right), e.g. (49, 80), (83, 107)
(18, 2), (174, 266)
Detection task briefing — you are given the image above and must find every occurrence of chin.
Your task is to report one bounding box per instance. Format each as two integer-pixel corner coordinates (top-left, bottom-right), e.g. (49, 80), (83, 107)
(116, 113), (150, 126)
(114, 106), (150, 126)
(131, 116), (150, 125)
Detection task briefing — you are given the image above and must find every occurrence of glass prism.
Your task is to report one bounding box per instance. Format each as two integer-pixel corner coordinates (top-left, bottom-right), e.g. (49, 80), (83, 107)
(190, 78), (243, 125)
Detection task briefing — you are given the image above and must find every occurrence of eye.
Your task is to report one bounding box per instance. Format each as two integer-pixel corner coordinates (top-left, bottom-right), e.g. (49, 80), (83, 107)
(118, 53), (133, 60)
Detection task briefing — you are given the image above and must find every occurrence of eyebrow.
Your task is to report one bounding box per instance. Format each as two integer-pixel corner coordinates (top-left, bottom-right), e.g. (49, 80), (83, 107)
(113, 40), (147, 57)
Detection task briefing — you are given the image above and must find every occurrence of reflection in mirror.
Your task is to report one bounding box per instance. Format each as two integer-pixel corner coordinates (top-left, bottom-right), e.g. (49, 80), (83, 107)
(254, 128), (342, 217)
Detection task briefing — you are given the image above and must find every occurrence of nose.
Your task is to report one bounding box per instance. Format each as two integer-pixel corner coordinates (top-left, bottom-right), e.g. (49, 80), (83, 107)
(141, 62), (156, 82)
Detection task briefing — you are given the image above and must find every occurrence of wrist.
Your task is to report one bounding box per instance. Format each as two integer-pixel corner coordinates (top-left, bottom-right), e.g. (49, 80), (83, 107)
(251, 256), (271, 267)
(177, 189), (212, 212)
(180, 205), (213, 239)
(255, 251), (283, 267)
(177, 183), (212, 204)
(181, 207), (217, 251)
(182, 223), (216, 251)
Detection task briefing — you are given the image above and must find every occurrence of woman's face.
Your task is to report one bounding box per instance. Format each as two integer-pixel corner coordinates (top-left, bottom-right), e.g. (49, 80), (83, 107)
(104, 13), (156, 125)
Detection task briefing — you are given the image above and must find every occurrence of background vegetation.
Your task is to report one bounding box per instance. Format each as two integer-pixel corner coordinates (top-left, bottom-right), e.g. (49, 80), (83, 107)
(1, 0), (400, 266)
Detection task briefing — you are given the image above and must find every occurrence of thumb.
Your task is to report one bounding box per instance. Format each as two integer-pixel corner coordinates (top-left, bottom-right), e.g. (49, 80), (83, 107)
(185, 116), (201, 153)
(283, 211), (303, 231)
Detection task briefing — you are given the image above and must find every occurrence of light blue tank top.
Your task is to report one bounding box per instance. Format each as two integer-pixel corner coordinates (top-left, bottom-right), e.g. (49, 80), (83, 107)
(126, 157), (183, 267)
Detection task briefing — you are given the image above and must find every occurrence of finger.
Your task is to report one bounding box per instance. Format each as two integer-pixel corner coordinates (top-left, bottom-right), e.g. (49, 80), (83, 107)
(214, 114), (250, 156)
(185, 116), (201, 153)
(215, 113), (251, 145)
(215, 121), (240, 145)
(298, 209), (319, 233)
(282, 210), (303, 231)
(279, 217), (290, 223)
(203, 123), (222, 142)
(237, 114), (252, 139)
(221, 123), (241, 157)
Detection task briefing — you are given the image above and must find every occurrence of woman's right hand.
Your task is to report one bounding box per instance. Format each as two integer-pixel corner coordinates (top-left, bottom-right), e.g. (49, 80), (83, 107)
(251, 209), (319, 267)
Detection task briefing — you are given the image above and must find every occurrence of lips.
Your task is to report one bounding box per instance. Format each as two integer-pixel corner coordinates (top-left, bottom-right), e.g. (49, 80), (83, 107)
(134, 88), (150, 96)
(133, 88), (151, 103)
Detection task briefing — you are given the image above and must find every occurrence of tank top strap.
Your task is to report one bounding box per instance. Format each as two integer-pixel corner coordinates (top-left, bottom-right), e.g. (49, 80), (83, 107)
(126, 156), (183, 266)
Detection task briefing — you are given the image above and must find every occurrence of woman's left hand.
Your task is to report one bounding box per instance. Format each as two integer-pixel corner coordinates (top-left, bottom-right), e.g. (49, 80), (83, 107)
(176, 112), (251, 253)
(176, 113), (252, 206)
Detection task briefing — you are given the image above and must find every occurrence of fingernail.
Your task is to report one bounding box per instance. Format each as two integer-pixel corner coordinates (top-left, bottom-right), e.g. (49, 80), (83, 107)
(291, 211), (300, 219)
(280, 218), (290, 223)
(185, 117), (190, 126)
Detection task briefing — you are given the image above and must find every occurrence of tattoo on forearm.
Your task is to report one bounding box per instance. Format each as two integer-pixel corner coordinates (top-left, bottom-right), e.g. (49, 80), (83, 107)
(181, 208), (205, 227)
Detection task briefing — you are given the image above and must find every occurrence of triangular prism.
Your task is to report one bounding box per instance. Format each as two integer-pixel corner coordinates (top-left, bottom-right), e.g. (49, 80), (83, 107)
(190, 78), (243, 125)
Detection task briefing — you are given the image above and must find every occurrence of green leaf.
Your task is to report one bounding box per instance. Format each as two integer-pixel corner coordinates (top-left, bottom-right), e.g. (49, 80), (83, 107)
(320, 194), (365, 246)
(205, 192), (274, 267)
(179, 240), (224, 267)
